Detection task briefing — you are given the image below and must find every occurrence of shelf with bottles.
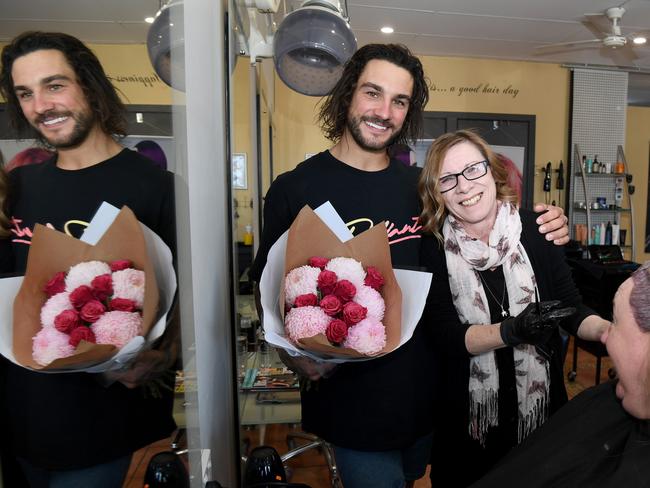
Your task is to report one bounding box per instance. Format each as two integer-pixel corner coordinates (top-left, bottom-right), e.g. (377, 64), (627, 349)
(573, 172), (627, 177)
(573, 221), (629, 248)
(577, 154), (625, 175)
(572, 207), (630, 213)
(570, 143), (636, 261)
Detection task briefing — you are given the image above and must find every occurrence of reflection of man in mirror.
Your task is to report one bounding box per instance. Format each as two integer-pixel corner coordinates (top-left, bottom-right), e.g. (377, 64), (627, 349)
(0, 31), (177, 487)
(472, 261), (650, 487)
(250, 43), (570, 487)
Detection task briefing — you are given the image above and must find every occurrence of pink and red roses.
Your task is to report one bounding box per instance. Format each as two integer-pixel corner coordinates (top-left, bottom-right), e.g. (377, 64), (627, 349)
(283, 256), (386, 355)
(33, 259), (146, 366)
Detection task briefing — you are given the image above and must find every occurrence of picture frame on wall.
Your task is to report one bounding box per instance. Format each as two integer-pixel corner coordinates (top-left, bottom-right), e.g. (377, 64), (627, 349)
(232, 152), (247, 190)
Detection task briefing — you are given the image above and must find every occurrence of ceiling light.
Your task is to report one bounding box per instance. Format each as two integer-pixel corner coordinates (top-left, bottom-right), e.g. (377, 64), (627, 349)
(380, 26), (394, 34)
(145, 16), (155, 23)
(633, 36), (647, 45)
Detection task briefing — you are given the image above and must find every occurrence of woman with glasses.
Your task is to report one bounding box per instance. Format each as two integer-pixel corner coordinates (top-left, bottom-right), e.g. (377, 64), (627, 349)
(417, 130), (609, 487)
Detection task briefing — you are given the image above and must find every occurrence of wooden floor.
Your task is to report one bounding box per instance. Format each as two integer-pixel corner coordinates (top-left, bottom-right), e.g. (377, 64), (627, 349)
(123, 336), (614, 487)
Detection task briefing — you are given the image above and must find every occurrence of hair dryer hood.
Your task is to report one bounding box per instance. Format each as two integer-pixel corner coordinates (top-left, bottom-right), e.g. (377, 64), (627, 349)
(273, 3), (357, 96)
(147, 0), (185, 91)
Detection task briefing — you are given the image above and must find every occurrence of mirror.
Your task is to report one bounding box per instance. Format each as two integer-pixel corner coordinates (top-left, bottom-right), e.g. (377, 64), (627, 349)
(0, 2), (204, 485)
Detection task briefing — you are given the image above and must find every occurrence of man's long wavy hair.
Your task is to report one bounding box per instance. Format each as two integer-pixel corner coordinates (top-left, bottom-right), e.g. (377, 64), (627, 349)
(418, 129), (518, 241)
(0, 31), (127, 143)
(318, 43), (429, 146)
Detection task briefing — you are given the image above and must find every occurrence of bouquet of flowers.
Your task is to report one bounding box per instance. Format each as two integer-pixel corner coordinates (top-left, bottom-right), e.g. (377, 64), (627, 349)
(260, 204), (435, 362)
(33, 259), (146, 366)
(284, 256), (387, 356)
(1, 205), (176, 372)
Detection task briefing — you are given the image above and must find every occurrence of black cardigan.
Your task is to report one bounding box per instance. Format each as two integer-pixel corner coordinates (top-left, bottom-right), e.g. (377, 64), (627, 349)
(422, 209), (593, 368)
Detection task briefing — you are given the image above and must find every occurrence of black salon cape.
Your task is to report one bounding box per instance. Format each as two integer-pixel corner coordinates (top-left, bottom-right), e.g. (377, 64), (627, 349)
(471, 381), (650, 488)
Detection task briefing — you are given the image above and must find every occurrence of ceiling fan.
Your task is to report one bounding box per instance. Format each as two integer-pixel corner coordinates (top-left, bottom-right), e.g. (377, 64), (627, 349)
(535, 6), (649, 63)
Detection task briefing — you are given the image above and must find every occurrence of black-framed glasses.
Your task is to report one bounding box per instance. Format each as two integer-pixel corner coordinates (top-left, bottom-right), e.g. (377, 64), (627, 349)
(439, 160), (490, 193)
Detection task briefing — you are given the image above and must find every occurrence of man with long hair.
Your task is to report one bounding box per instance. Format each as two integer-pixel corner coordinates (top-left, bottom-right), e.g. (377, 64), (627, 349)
(250, 43), (569, 487)
(0, 31), (177, 487)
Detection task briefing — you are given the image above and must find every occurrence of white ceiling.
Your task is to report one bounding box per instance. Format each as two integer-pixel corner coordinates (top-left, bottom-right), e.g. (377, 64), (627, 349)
(350, 0), (650, 68)
(2, 0), (650, 102)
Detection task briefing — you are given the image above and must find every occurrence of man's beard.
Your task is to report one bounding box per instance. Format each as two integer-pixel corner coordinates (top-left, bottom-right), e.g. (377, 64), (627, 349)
(346, 115), (401, 152)
(34, 109), (94, 149)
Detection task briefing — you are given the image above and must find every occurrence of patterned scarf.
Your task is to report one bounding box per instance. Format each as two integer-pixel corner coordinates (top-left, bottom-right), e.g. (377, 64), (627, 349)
(443, 201), (550, 445)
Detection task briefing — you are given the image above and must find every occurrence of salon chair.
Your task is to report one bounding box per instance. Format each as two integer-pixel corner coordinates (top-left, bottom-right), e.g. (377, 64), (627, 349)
(566, 255), (637, 384)
(143, 429), (190, 487)
(242, 435), (341, 488)
(284, 431), (340, 487)
(243, 446), (312, 488)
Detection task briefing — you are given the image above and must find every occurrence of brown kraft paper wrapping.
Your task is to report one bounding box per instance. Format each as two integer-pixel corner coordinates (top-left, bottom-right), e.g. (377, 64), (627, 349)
(13, 206), (160, 370)
(282, 205), (402, 358)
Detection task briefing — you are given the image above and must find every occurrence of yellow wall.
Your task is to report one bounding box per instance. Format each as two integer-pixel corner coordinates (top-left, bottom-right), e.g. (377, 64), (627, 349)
(273, 55), (570, 207)
(273, 77), (330, 174)
(625, 106), (650, 263)
(90, 44), (174, 105)
(232, 58), (254, 242)
(230, 58), (274, 242)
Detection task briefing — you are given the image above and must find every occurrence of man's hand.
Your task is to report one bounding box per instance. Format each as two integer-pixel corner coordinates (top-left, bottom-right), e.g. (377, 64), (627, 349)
(533, 203), (569, 246)
(277, 348), (338, 381)
(500, 301), (576, 346)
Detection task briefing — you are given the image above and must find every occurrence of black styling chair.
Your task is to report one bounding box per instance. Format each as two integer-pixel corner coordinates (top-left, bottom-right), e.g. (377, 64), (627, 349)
(143, 450), (190, 488)
(243, 446), (312, 488)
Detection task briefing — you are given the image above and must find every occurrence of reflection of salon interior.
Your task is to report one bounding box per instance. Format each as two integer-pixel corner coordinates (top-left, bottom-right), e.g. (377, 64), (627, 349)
(2, 1), (650, 487)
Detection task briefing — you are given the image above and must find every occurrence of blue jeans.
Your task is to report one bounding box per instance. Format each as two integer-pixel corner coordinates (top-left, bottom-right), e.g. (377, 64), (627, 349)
(333, 432), (433, 488)
(18, 454), (132, 488)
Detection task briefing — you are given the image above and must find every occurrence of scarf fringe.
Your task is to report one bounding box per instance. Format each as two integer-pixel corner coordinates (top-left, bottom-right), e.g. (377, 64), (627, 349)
(518, 394), (549, 443)
(469, 388), (499, 446)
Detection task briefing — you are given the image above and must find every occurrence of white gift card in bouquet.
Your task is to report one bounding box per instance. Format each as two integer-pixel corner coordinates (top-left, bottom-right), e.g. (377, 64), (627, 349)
(0, 202), (176, 373)
(260, 202), (432, 363)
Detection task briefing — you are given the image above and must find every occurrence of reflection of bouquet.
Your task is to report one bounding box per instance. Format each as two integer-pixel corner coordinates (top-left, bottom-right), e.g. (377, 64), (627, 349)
(33, 260), (145, 366)
(0, 205), (176, 373)
(284, 256), (386, 355)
